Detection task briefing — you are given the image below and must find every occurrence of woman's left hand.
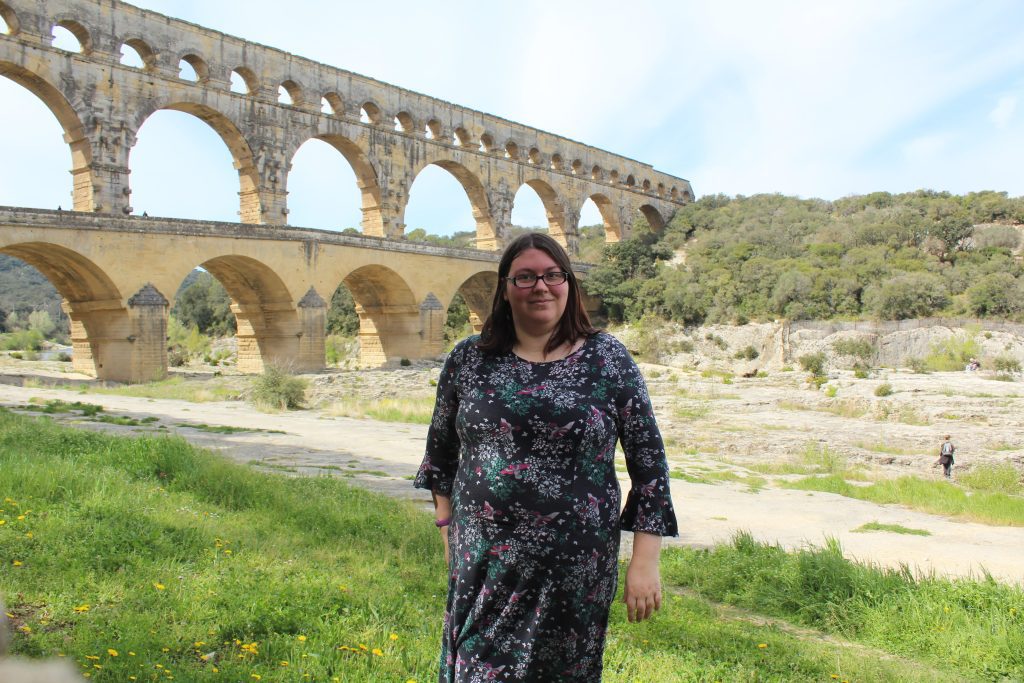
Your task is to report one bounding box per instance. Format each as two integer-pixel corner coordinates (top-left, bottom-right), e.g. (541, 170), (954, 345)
(623, 533), (663, 622)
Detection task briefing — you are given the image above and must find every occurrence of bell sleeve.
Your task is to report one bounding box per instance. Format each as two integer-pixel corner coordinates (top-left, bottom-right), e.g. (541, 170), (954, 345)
(413, 339), (467, 496)
(612, 339), (679, 537)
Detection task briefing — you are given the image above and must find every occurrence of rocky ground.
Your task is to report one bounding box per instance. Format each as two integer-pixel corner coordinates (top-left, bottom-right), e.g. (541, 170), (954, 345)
(1, 324), (1023, 584)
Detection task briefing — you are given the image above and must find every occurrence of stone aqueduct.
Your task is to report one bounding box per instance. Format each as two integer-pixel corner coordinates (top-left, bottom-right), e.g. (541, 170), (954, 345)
(0, 0), (693, 382)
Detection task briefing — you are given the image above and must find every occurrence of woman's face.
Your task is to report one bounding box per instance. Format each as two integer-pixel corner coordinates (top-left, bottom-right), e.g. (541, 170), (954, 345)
(504, 247), (570, 335)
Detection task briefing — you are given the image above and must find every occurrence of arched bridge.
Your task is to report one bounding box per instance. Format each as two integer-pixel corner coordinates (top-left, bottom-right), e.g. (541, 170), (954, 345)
(0, 0), (693, 382)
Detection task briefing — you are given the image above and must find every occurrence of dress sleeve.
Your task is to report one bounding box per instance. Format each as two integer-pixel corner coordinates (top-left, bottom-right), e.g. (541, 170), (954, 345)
(413, 339), (466, 495)
(612, 339), (679, 537)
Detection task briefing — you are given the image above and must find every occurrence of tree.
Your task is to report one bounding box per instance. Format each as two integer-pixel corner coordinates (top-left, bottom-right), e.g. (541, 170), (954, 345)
(863, 273), (950, 320)
(171, 272), (236, 336)
(966, 273), (1024, 317)
(327, 286), (359, 337)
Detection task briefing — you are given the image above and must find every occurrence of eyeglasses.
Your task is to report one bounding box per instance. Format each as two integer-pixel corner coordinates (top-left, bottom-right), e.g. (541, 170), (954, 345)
(504, 271), (570, 288)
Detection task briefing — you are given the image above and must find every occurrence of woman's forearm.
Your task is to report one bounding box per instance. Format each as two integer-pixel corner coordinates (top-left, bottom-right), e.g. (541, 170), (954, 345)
(630, 531), (662, 566)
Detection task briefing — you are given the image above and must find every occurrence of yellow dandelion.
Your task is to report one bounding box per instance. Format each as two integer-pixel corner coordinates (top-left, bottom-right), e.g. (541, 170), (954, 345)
(156, 664), (164, 669)
(194, 641), (205, 647)
(74, 604), (90, 613)
(107, 649), (118, 657)
(19, 625), (31, 633)
(757, 643), (767, 649)
(162, 647), (170, 652)
(129, 677), (137, 681)
(83, 673), (91, 678)
(371, 648), (384, 656)
(251, 675), (262, 681)
(85, 656), (100, 661)
(297, 634), (307, 642)
(830, 676), (839, 680)
(338, 585), (348, 592)
(389, 633), (399, 641)
(406, 679), (417, 683)
(25, 532), (33, 538)
(92, 664), (102, 669)
(0, 520), (6, 526)
(12, 560), (22, 566)
(358, 643), (368, 651)
(153, 582), (166, 590)
(128, 651), (136, 656)
(280, 661), (289, 667)
(17, 515), (25, 521)
(212, 668), (219, 673)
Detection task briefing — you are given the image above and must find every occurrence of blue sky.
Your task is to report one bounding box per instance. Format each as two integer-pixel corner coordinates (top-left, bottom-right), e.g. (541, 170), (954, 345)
(2, 0), (1023, 235)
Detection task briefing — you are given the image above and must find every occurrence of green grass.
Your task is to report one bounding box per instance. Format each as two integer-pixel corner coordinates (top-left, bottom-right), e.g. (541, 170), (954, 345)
(852, 521), (931, 536)
(669, 469), (766, 492)
(958, 463), (1023, 496)
(3, 409), (1023, 682)
(25, 375), (244, 402)
(17, 400), (161, 427)
(325, 397), (435, 424)
(176, 423), (286, 435)
(671, 401), (710, 421)
(661, 533), (1024, 681)
(853, 441), (918, 455)
(784, 474), (1024, 526)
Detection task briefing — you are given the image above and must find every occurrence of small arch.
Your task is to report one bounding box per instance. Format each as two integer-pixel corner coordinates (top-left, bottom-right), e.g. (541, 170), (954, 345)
(642, 179), (651, 192)
(178, 53), (209, 83)
(278, 79), (302, 107)
(0, 3), (20, 35)
(453, 126), (472, 147)
(504, 140), (519, 160)
(657, 182), (665, 197)
(516, 179), (568, 244)
(625, 174), (636, 187)
(670, 186), (678, 200)
(528, 147), (541, 165)
(682, 189), (693, 202)
(52, 20), (91, 53)
(394, 111), (415, 133)
(340, 264), (419, 366)
(550, 154), (563, 171)
(591, 165), (602, 181)
(425, 119), (443, 140)
(571, 159), (582, 175)
(321, 92), (343, 116)
(360, 101), (382, 125)
(479, 132), (495, 153)
(229, 67), (258, 95)
(119, 38), (154, 70)
(609, 170), (619, 184)
(639, 204), (667, 232)
(584, 194), (622, 244)
(453, 271), (499, 335)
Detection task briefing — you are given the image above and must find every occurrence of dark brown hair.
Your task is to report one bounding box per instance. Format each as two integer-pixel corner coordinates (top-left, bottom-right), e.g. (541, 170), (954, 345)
(477, 232), (596, 355)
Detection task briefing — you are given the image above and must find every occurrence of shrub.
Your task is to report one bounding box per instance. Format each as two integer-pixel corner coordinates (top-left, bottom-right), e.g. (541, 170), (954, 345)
(1, 328), (44, 351)
(250, 366), (307, 411)
(824, 385), (838, 398)
(993, 355), (1021, 374)
(734, 345), (759, 360)
(798, 352), (826, 376)
(907, 356), (929, 373)
(634, 314), (667, 362)
(705, 333), (728, 350)
(56, 351), (72, 362)
(863, 272), (950, 320)
(852, 362), (870, 379)
(672, 339), (695, 354)
(400, 358), (412, 367)
(874, 382), (893, 397)
(923, 334), (981, 371)
(831, 338), (875, 360)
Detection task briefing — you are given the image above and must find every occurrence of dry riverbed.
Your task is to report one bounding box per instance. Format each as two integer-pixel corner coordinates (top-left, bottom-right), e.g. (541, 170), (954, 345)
(2, 353), (1023, 584)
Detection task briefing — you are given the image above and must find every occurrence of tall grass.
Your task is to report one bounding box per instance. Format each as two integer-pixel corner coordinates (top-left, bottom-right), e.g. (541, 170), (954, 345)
(785, 474), (1024, 526)
(325, 397), (435, 424)
(661, 533), (1024, 681)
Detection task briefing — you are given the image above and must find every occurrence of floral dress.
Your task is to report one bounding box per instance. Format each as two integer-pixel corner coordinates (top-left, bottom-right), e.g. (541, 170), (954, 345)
(414, 332), (678, 683)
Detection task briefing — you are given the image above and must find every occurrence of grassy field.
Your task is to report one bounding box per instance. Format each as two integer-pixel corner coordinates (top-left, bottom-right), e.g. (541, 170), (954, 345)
(2, 408), (1022, 681)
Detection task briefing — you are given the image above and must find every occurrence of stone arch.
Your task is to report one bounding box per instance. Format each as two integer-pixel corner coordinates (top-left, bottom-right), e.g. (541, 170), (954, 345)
(0, 242), (123, 377)
(176, 51), (210, 82)
(340, 264), (420, 366)
(642, 179), (652, 192)
(453, 126), (472, 147)
(425, 118), (443, 139)
(0, 61), (93, 210)
(479, 132), (495, 153)
(584, 193), (622, 243)
(638, 204), (666, 231)
(550, 153), (564, 171)
(229, 66), (259, 94)
(454, 270), (499, 333)
(528, 147), (542, 165)
(504, 140), (519, 160)
(181, 255), (297, 373)
(290, 133), (383, 235)
(120, 37), (157, 71)
(591, 165), (602, 181)
(130, 99), (260, 222)
(406, 159), (493, 248)
(625, 174), (636, 187)
(571, 159), (582, 175)
(360, 100), (383, 125)
(52, 17), (92, 53)
(321, 91), (343, 116)
(278, 78), (303, 107)
(519, 179), (568, 242)
(394, 111), (415, 133)
(0, 3), (20, 35)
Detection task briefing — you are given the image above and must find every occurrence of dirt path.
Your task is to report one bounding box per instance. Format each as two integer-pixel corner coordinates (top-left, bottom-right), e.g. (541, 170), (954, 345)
(2, 372), (1022, 586)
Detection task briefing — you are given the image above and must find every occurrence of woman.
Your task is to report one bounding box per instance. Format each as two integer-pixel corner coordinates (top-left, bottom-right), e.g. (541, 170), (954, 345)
(414, 232), (678, 682)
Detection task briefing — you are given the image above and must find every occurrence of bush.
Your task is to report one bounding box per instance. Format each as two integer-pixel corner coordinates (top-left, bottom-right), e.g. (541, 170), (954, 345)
(907, 356), (929, 373)
(832, 338), (875, 360)
(735, 345), (759, 360)
(993, 355), (1021, 374)
(863, 272), (950, 320)
(250, 366), (307, 411)
(400, 358), (411, 367)
(874, 383), (893, 397)
(923, 334), (981, 371)
(634, 314), (667, 362)
(798, 352), (826, 376)
(705, 333), (728, 350)
(1, 328), (44, 351)
(852, 362), (870, 379)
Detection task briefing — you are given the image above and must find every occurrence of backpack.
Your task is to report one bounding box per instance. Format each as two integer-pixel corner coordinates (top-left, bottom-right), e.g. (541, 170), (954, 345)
(940, 441), (954, 457)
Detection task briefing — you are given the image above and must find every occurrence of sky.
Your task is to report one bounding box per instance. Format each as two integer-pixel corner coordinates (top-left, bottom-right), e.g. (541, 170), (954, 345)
(2, 0), (1023, 235)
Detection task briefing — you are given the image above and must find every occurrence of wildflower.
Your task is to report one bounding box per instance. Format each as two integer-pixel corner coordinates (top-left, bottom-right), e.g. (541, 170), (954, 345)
(371, 648), (384, 656)
(153, 582), (166, 590)
(0, 520), (5, 526)
(251, 675), (262, 680)
(12, 560), (22, 566)
(129, 677), (137, 681)
(93, 664), (102, 669)
(4, 613), (13, 618)
(17, 515), (25, 521)
(19, 625), (31, 633)
(212, 668), (219, 673)
(128, 652), (136, 656)
(107, 649), (118, 657)
(830, 676), (839, 680)
(280, 661), (289, 666)
(358, 644), (368, 651)
(74, 604), (91, 613)
(85, 656), (100, 661)
(162, 647), (170, 652)
(389, 633), (399, 641)
(297, 635), (307, 642)
(194, 641), (205, 648)
(24, 532), (32, 538)
(338, 585), (348, 592)
(757, 643), (767, 649)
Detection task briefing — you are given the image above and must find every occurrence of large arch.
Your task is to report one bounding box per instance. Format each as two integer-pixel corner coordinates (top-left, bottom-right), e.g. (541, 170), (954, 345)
(454, 271), (499, 333)
(173, 255), (297, 373)
(0, 61), (92, 210)
(584, 193), (623, 243)
(339, 264), (420, 366)
(287, 133), (381, 234)
(128, 100), (260, 222)
(520, 179), (568, 242)
(0, 242), (122, 377)
(638, 204), (667, 232)
(406, 159), (493, 248)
